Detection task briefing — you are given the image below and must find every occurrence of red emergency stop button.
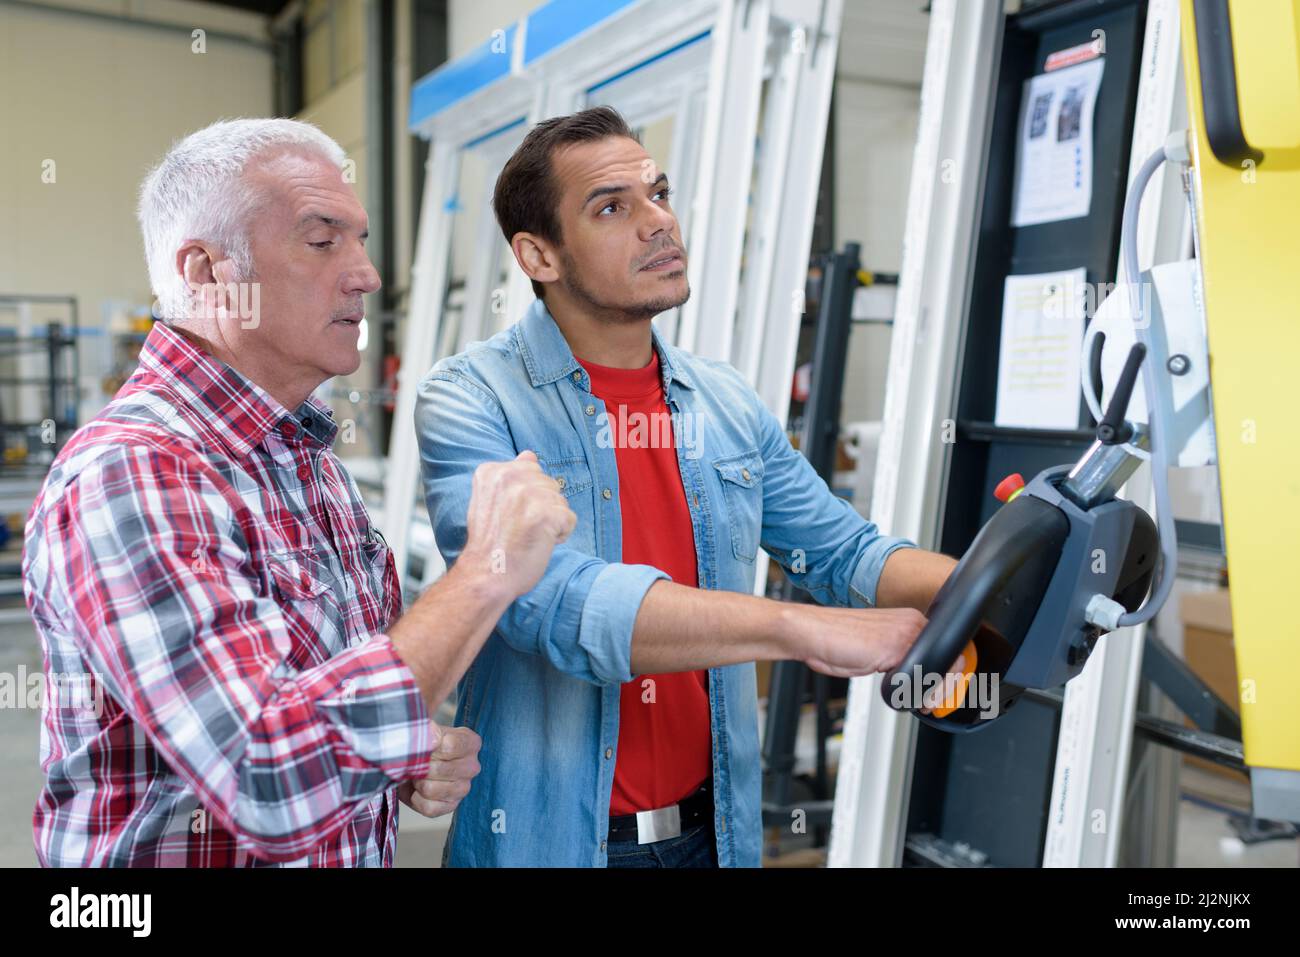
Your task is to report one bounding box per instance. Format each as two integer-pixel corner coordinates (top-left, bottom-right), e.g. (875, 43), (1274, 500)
(994, 473), (1025, 503)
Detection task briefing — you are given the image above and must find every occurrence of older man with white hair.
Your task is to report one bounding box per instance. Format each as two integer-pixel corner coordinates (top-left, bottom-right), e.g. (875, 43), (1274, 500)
(22, 118), (575, 867)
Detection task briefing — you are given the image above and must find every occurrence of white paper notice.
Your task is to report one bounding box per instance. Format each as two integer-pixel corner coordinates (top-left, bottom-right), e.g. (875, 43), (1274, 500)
(994, 269), (1087, 430)
(1010, 57), (1105, 228)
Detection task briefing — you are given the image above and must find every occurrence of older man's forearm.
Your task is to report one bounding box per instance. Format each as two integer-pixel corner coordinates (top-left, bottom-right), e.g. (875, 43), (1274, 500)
(388, 560), (514, 712)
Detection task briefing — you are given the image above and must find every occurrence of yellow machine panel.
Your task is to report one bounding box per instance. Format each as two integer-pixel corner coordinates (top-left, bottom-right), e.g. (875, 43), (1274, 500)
(1180, 0), (1300, 810)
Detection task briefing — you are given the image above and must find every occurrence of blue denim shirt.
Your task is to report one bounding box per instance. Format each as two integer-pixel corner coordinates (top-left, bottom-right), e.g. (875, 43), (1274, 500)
(414, 298), (916, 867)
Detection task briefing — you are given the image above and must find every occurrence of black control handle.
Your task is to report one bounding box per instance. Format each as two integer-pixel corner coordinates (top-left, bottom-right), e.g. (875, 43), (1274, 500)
(881, 495), (1070, 721)
(1194, 0), (1265, 168)
(1098, 342), (1145, 445)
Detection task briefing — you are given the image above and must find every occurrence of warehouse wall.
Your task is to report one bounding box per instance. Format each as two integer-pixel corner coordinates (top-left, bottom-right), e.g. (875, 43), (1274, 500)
(298, 0), (370, 219)
(449, 0), (534, 59)
(0, 0), (273, 424)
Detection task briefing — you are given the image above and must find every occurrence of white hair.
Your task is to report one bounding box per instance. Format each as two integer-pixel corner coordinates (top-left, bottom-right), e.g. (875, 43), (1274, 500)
(137, 117), (347, 321)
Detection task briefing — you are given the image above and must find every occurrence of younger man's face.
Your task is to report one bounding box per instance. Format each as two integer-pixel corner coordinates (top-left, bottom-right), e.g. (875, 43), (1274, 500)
(543, 135), (690, 320)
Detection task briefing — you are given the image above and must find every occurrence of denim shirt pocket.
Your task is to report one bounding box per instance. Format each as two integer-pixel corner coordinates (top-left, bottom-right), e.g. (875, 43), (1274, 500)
(537, 454), (597, 552)
(711, 450), (764, 564)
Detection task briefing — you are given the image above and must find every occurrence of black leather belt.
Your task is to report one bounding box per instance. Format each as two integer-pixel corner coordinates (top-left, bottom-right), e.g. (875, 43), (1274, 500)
(607, 779), (714, 845)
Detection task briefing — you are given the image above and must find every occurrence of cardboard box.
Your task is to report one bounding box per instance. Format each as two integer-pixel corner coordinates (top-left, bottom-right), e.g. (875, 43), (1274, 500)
(1180, 588), (1240, 778)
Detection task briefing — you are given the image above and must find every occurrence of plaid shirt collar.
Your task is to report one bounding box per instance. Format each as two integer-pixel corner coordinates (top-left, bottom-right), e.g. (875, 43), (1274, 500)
(136, 321), (339, 456)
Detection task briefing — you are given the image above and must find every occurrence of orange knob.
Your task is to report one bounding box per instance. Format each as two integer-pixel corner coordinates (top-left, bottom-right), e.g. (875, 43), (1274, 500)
(927, 639), (979, 719)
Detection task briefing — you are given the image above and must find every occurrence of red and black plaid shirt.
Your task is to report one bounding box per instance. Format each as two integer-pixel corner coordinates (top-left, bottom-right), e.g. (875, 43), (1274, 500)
(23, 322), (433, 866)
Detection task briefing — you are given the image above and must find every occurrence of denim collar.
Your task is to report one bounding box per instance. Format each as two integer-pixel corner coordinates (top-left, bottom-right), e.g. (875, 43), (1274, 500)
(514, 297), (696, 394)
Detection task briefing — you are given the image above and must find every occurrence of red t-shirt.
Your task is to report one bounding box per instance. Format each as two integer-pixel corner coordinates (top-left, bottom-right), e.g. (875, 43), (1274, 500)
(577, 351), (712, 816)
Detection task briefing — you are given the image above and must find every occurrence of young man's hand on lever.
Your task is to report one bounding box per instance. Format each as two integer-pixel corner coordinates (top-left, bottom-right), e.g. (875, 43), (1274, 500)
(626, 548), (958, 680)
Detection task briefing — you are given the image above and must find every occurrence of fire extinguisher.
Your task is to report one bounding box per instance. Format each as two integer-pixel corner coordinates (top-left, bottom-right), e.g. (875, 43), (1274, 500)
(382, 353), (399, 414)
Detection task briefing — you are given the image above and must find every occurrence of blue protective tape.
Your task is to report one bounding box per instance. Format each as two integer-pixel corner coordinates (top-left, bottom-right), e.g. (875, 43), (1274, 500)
(522, 0), (641, 66)
(409, 22), (518, 130)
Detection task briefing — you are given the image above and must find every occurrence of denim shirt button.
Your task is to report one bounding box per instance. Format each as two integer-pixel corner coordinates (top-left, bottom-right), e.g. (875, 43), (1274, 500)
(572, 371), (582, 382)
(602, 488), (612, 501)
(600, 841), (606, 852)
(585, 404), (595, 415)
(604, 747), (613, 759)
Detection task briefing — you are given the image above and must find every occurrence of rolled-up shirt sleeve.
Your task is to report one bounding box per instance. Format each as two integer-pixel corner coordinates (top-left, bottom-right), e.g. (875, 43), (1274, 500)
(46, 445), (434, 863)
(747, 384), (918, 609)
(415, 370), (666, 687)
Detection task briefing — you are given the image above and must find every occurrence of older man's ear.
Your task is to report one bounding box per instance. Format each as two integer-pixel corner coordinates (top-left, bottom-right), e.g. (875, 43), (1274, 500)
(398, 724), (483, 819)
(174, 242), (239, 323)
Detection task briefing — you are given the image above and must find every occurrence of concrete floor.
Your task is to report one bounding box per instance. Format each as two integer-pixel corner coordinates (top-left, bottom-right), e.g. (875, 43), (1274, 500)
(1, 617), (1294, 868)
(0, 618), (44, 868)
(1175, 765), (1299, 867)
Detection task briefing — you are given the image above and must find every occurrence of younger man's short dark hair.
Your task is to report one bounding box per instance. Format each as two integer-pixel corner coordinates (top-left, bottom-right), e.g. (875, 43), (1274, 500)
(492, 106), (640, 300)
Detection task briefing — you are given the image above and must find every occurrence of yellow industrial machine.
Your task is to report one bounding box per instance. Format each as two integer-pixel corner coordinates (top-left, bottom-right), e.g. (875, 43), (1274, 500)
(1180, 0), (1300, 819)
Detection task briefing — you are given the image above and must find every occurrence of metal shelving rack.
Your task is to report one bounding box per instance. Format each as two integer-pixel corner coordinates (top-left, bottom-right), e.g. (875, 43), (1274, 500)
(0, 295), (82, 623)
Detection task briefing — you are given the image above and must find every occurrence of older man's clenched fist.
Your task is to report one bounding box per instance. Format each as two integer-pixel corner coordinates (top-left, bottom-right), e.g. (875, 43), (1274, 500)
(398, 724), (482, 819)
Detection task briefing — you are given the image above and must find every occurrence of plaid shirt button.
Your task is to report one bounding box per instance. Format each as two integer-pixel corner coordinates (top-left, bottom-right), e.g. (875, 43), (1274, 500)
(297, 464), (311, 481)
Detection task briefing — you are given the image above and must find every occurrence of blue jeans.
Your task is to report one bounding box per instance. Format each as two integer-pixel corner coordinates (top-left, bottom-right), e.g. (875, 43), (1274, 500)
(605, 823), (719, 869)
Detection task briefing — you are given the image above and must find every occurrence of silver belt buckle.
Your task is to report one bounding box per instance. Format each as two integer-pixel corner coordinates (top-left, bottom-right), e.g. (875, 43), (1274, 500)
(635, 803), (682, 845)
